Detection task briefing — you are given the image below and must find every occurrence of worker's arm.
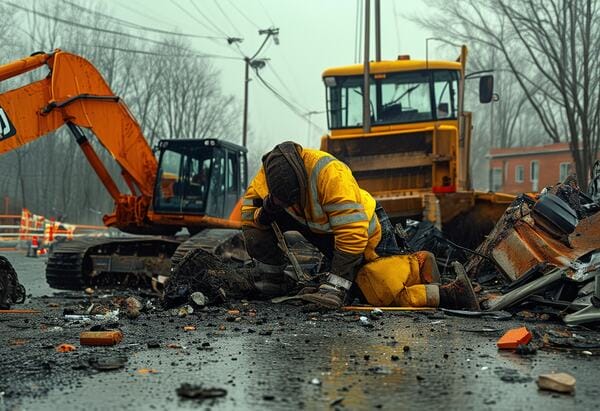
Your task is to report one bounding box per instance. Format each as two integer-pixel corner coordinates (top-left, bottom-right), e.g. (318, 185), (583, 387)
(319, 161), (369, 277)
(241, 168), (270, 230)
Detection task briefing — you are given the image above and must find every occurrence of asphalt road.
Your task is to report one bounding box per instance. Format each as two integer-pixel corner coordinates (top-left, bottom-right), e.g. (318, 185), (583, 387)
(1, 251), (599, 411)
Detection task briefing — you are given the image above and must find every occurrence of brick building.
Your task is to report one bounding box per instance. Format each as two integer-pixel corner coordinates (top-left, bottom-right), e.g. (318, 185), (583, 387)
(487, 142), (573, 193)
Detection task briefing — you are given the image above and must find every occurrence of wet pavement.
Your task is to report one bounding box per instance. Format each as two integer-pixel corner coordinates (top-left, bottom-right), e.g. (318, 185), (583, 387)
(1, 251), (599, 410)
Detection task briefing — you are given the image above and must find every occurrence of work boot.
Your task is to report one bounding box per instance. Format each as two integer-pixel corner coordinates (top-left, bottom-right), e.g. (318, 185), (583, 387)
(300, 273), (352, 309)
(438, 262), (480, 311)
(253, 262), (297, 298)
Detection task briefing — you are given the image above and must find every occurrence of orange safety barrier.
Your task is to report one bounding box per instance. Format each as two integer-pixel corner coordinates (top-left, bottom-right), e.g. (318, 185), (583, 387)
(0, 208), (110, 252)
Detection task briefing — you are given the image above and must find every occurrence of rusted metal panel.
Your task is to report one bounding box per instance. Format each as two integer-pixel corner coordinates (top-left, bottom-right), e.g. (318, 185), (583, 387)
(488, 204), (600, 281)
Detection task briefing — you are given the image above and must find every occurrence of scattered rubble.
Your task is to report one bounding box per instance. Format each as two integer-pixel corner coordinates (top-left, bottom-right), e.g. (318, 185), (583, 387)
(124, 297), (142, 319)
(55, 343), (76, 353)
(497, 327), (532, 349)
(80, 330), (123, 346)
(0, 256), (25, 310)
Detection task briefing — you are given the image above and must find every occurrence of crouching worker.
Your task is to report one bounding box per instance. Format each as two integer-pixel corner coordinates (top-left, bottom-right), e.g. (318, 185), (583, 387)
(241, 141), (479, 310)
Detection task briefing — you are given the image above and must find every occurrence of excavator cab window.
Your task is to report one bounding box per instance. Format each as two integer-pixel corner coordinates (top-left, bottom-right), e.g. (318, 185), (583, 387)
(153, 139), (247, 218)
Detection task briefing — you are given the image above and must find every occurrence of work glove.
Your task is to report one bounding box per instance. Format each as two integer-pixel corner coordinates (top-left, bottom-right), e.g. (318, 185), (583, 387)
(330, 249), (364, 282)
(256, 195), (282, 226)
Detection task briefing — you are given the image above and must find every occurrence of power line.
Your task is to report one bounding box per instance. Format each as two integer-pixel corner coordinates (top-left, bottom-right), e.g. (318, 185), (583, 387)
(258, 0), (275, 26)
(115, 1), (175, 27)
(227, 0), (260, 30)
(213, 0), (242, 37)
(62, 0), (227, 40)
(187, 0), (230, 38)
(6, 2), (227, 53)
(267, 65), (308, 112)
(77, 44), (242, 61)
(253, 68), (323, 132)
(168, 0), (224, 40)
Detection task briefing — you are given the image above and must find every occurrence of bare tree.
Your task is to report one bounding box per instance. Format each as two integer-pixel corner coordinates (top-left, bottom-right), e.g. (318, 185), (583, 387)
(419, 0), (600, 188)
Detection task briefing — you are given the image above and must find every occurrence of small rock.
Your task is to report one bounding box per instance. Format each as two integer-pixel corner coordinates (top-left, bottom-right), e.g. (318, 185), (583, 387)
(403, 345), (410, 352)
(310, 378), (321, 385)
(369, 308), (384, 319)
(190, 292), (206, 307)
(84, 287), (94, 295)
(359, 316), (374, 328)
(176, 383), (227, 399)
(178, 305), (194, 317)
(537, 373), (576, 394)
(125, 297), (143, 319)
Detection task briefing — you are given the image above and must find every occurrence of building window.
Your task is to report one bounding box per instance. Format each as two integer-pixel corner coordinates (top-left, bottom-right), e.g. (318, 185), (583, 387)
(515, 165), (524, 183)
(559, 162), (570, 182)
(491, 167), (503, 191)
(530, 160), (539, 191)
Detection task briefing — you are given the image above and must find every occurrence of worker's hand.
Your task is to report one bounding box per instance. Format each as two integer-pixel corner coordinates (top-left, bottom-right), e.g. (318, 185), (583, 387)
(256, 195), (282, 226)
(263, 195), (282, 214)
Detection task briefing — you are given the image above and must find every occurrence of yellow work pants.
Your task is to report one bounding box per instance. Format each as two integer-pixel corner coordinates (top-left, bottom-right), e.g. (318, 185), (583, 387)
(356, 252), (439, 307)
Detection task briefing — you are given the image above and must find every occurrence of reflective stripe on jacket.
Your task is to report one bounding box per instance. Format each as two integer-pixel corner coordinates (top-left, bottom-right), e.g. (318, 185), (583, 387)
(242, 148), (382, 262)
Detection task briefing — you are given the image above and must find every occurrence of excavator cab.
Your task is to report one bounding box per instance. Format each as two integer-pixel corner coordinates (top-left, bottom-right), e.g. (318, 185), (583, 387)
(153, 139), (247, 219)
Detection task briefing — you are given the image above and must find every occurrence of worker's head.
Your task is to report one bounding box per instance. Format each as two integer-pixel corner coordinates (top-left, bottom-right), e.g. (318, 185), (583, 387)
(262, 142), (305, 207)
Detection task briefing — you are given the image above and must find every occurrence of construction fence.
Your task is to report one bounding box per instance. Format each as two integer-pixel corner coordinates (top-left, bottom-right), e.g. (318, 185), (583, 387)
(0, 208), (108, 252)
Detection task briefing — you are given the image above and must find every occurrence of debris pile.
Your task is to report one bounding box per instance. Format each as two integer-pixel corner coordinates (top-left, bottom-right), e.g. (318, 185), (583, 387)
(0, 256), (25, 309)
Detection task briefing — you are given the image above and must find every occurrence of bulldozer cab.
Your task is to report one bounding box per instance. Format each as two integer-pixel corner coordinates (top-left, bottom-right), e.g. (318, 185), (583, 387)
(153, 139), (247, 219)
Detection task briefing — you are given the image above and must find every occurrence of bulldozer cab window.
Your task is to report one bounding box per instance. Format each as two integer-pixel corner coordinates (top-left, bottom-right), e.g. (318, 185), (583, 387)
(326, 70), (459, 129)
(325, 70), (458, 129)
(433, 70), (458, 120)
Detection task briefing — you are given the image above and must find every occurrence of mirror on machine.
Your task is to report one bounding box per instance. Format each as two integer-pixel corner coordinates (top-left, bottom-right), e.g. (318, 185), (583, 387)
(479, 75), (494, 104)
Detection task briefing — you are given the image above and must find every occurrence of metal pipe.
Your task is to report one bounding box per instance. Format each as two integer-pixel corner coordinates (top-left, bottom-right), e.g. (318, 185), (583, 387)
(374, 0), (381, 62)
(363, 0), (371, 133)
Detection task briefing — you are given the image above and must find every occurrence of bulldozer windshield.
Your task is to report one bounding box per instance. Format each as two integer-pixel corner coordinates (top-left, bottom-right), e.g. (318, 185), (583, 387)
(324, 69), (459, 129)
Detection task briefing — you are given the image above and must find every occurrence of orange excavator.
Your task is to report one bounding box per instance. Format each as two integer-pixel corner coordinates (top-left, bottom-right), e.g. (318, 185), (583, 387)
(0, 50), (248, 289)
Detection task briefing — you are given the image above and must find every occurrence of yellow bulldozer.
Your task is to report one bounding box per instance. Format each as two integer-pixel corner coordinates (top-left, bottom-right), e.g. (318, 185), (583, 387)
(320, 46), (514, 247)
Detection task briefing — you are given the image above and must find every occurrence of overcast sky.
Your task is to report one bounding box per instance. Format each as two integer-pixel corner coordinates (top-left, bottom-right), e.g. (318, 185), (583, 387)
(100, 0), (441, 150)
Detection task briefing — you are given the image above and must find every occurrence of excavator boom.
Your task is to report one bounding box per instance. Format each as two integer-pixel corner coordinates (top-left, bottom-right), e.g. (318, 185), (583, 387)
(0, 50), (159, 228)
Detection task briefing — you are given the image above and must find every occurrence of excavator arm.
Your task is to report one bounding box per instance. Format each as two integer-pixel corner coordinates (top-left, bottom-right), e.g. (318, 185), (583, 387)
(0, 50), (158, 230)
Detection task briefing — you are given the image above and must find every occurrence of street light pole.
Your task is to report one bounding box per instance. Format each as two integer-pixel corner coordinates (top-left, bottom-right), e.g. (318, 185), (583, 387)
(241, 27), (279, 148)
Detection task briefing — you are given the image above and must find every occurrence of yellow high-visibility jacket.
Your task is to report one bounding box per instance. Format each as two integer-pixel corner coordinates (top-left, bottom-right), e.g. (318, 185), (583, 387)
(242, 148), (382, 262)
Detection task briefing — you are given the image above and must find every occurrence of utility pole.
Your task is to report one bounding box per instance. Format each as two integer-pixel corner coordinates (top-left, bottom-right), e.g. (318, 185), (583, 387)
(239, 27), (279, 148)
(374, 0), (381, 62)
(363, 0), (371, 133)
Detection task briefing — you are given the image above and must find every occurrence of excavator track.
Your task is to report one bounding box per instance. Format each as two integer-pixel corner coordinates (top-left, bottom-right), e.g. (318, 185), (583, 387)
(46, 237), (181, 290)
